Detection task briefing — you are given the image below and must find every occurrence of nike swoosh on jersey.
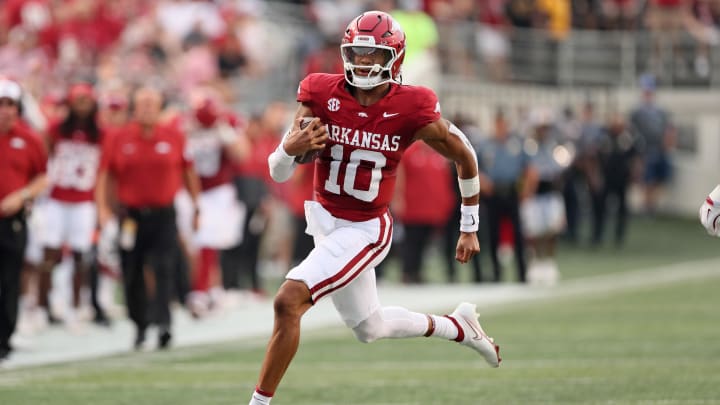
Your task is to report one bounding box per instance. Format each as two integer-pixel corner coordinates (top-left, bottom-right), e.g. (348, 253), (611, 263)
(383, 112), (399, 118)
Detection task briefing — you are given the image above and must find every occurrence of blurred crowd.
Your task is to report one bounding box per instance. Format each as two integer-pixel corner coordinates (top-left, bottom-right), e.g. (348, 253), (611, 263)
(2, 0), (720, 108)
(0, 0), (679, 357)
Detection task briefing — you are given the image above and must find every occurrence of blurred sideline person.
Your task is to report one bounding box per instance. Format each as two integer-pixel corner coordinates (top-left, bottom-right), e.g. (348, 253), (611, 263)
(222, 104), (287, 296)
(254, 11), (500, 405)
(521, 109), (567, 285)
(0, 78), (47, 361)
(37, 83), (104, 326)
(96, 86), (201, 350)
(177, 89), (249, 317)
(477, 109), (537, 283)
(629, 73), (676, 215)
(590, 114), (640, 248)
(393, 141), (454, 284)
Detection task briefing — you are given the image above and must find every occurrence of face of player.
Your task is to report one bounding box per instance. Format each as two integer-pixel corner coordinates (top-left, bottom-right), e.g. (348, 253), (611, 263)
(132, 88), (163, 127)
(343, 46), (393, 76)
(0, 98), (19, 133)
(70, 95), (96, 118)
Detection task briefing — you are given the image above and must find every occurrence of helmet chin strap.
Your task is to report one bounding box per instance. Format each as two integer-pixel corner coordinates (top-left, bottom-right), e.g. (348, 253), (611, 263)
(344, 63), (389, 89)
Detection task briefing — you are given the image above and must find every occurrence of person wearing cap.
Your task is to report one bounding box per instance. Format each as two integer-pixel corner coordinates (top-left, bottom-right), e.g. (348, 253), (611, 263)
(36, 82), (104, 326)
(629, 73), (676, 215)
(96, 85), (200, 350)
(177, 90), (249, 317)
(0, 78), (48, 361)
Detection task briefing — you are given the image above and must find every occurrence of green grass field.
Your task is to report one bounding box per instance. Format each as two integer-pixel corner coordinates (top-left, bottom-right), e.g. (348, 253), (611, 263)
(1, 216), (719, 405)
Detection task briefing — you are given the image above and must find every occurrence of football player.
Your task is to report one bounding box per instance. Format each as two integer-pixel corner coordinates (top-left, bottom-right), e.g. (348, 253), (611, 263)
(254, 11), (499, 405)
(178, 89), (248, 317)
(37, 83), (104, 326)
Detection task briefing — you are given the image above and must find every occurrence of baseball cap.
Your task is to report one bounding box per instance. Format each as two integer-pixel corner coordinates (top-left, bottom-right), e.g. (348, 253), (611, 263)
(0, 79), (22, 102)
(639, 73), (656, 92)
(68, 83), (95, 103)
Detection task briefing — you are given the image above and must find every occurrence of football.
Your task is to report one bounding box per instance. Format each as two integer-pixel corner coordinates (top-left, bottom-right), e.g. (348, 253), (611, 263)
(294, 117), (320, 164)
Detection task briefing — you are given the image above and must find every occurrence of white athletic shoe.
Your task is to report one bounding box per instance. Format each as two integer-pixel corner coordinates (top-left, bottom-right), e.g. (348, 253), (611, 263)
(447, 302), (501, 367)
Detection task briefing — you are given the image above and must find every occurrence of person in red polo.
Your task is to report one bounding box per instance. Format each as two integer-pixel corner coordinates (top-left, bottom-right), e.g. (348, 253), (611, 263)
(96, 85), (200, 351)
(0, 78), (47, 361)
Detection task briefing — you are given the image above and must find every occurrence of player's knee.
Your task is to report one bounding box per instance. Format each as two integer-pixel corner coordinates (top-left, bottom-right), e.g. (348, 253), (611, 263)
(352, 316), (384, 343)
(273, 281), (310, 319)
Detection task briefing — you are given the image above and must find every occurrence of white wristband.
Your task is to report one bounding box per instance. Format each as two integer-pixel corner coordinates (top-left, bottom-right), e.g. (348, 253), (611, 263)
(460, 204), (479, 233)
(458, 176), (480, 198)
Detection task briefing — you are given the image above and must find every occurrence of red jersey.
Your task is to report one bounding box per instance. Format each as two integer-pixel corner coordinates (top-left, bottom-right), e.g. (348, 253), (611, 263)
(100, 122), (191, 208)
(398, 142), (454, 225)
(0, 122), (47, 215)
(297, 73), (441, 221)
(47, 124), (103, 202)
(185, 115), (239, 191)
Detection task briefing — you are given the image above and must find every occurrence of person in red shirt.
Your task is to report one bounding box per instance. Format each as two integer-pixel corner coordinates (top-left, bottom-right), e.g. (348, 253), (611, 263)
(36, 82), (103, 326)
(96, 85), (200, 350)
(393, 141), (454, 284)
(0, 78), (47, 361)
(255, 11), (499, 405)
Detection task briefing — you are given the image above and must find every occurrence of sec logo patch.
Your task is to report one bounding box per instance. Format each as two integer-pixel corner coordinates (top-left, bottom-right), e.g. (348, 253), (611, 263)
(327, 97), (340, 112)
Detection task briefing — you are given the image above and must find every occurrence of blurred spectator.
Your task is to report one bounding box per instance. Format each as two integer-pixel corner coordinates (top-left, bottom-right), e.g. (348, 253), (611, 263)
(504, 0), (537, 28)
(429, 0), (474, 77)
(393, 142), (454, 284)
(628, 73), (676, 215)
(477, 108), (537, 282)
(555, 106), (582, 244)
(221, 102), (288, 296)
(572, 0), (602, 29)
(302, 35), (344, 76)
(477, 0), (511, 81)
(98, 80), (130, 130)
(575, 101), (605, 241)
(645, 0), (692, 75)
(0, 78), (48, 361)
(590, 113), (640, 247)
(96, 85), (201, 350)
(601, 0), (643, 30)
(391, 0), (441, 88)
(536, 0), (572, 40)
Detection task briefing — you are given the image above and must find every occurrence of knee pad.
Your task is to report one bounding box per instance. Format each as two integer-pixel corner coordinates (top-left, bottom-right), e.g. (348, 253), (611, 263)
(352, 310), (384, 343)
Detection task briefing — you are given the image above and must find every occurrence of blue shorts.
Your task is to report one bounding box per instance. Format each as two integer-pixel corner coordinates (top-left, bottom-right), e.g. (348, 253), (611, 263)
(643, 152), (672, 184)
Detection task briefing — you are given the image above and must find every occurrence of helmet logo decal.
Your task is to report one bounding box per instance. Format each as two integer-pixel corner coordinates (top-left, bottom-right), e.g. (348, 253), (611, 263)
(327, 98), (340, 112)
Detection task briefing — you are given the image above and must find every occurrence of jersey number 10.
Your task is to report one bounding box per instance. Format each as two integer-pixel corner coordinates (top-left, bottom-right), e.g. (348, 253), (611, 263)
(324, 144), (386, 203)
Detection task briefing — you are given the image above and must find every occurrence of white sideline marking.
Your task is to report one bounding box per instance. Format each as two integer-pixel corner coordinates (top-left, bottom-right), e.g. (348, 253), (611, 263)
(1, 257), (719, 371)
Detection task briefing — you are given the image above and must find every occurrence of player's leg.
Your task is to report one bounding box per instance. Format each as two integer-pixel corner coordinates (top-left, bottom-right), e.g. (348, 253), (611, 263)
(67, 201), (96, 312)
(250, 209), (393, 404)
(331, 266), (500, 367)
(323, 215), (500, 366)
(252, 279), (313, 404)
(37, 199), (66, 324)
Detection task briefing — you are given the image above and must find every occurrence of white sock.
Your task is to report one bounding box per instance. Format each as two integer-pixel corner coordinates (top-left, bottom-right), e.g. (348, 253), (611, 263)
(428, 315), (460, 340)
(249, 389), (272, 405)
